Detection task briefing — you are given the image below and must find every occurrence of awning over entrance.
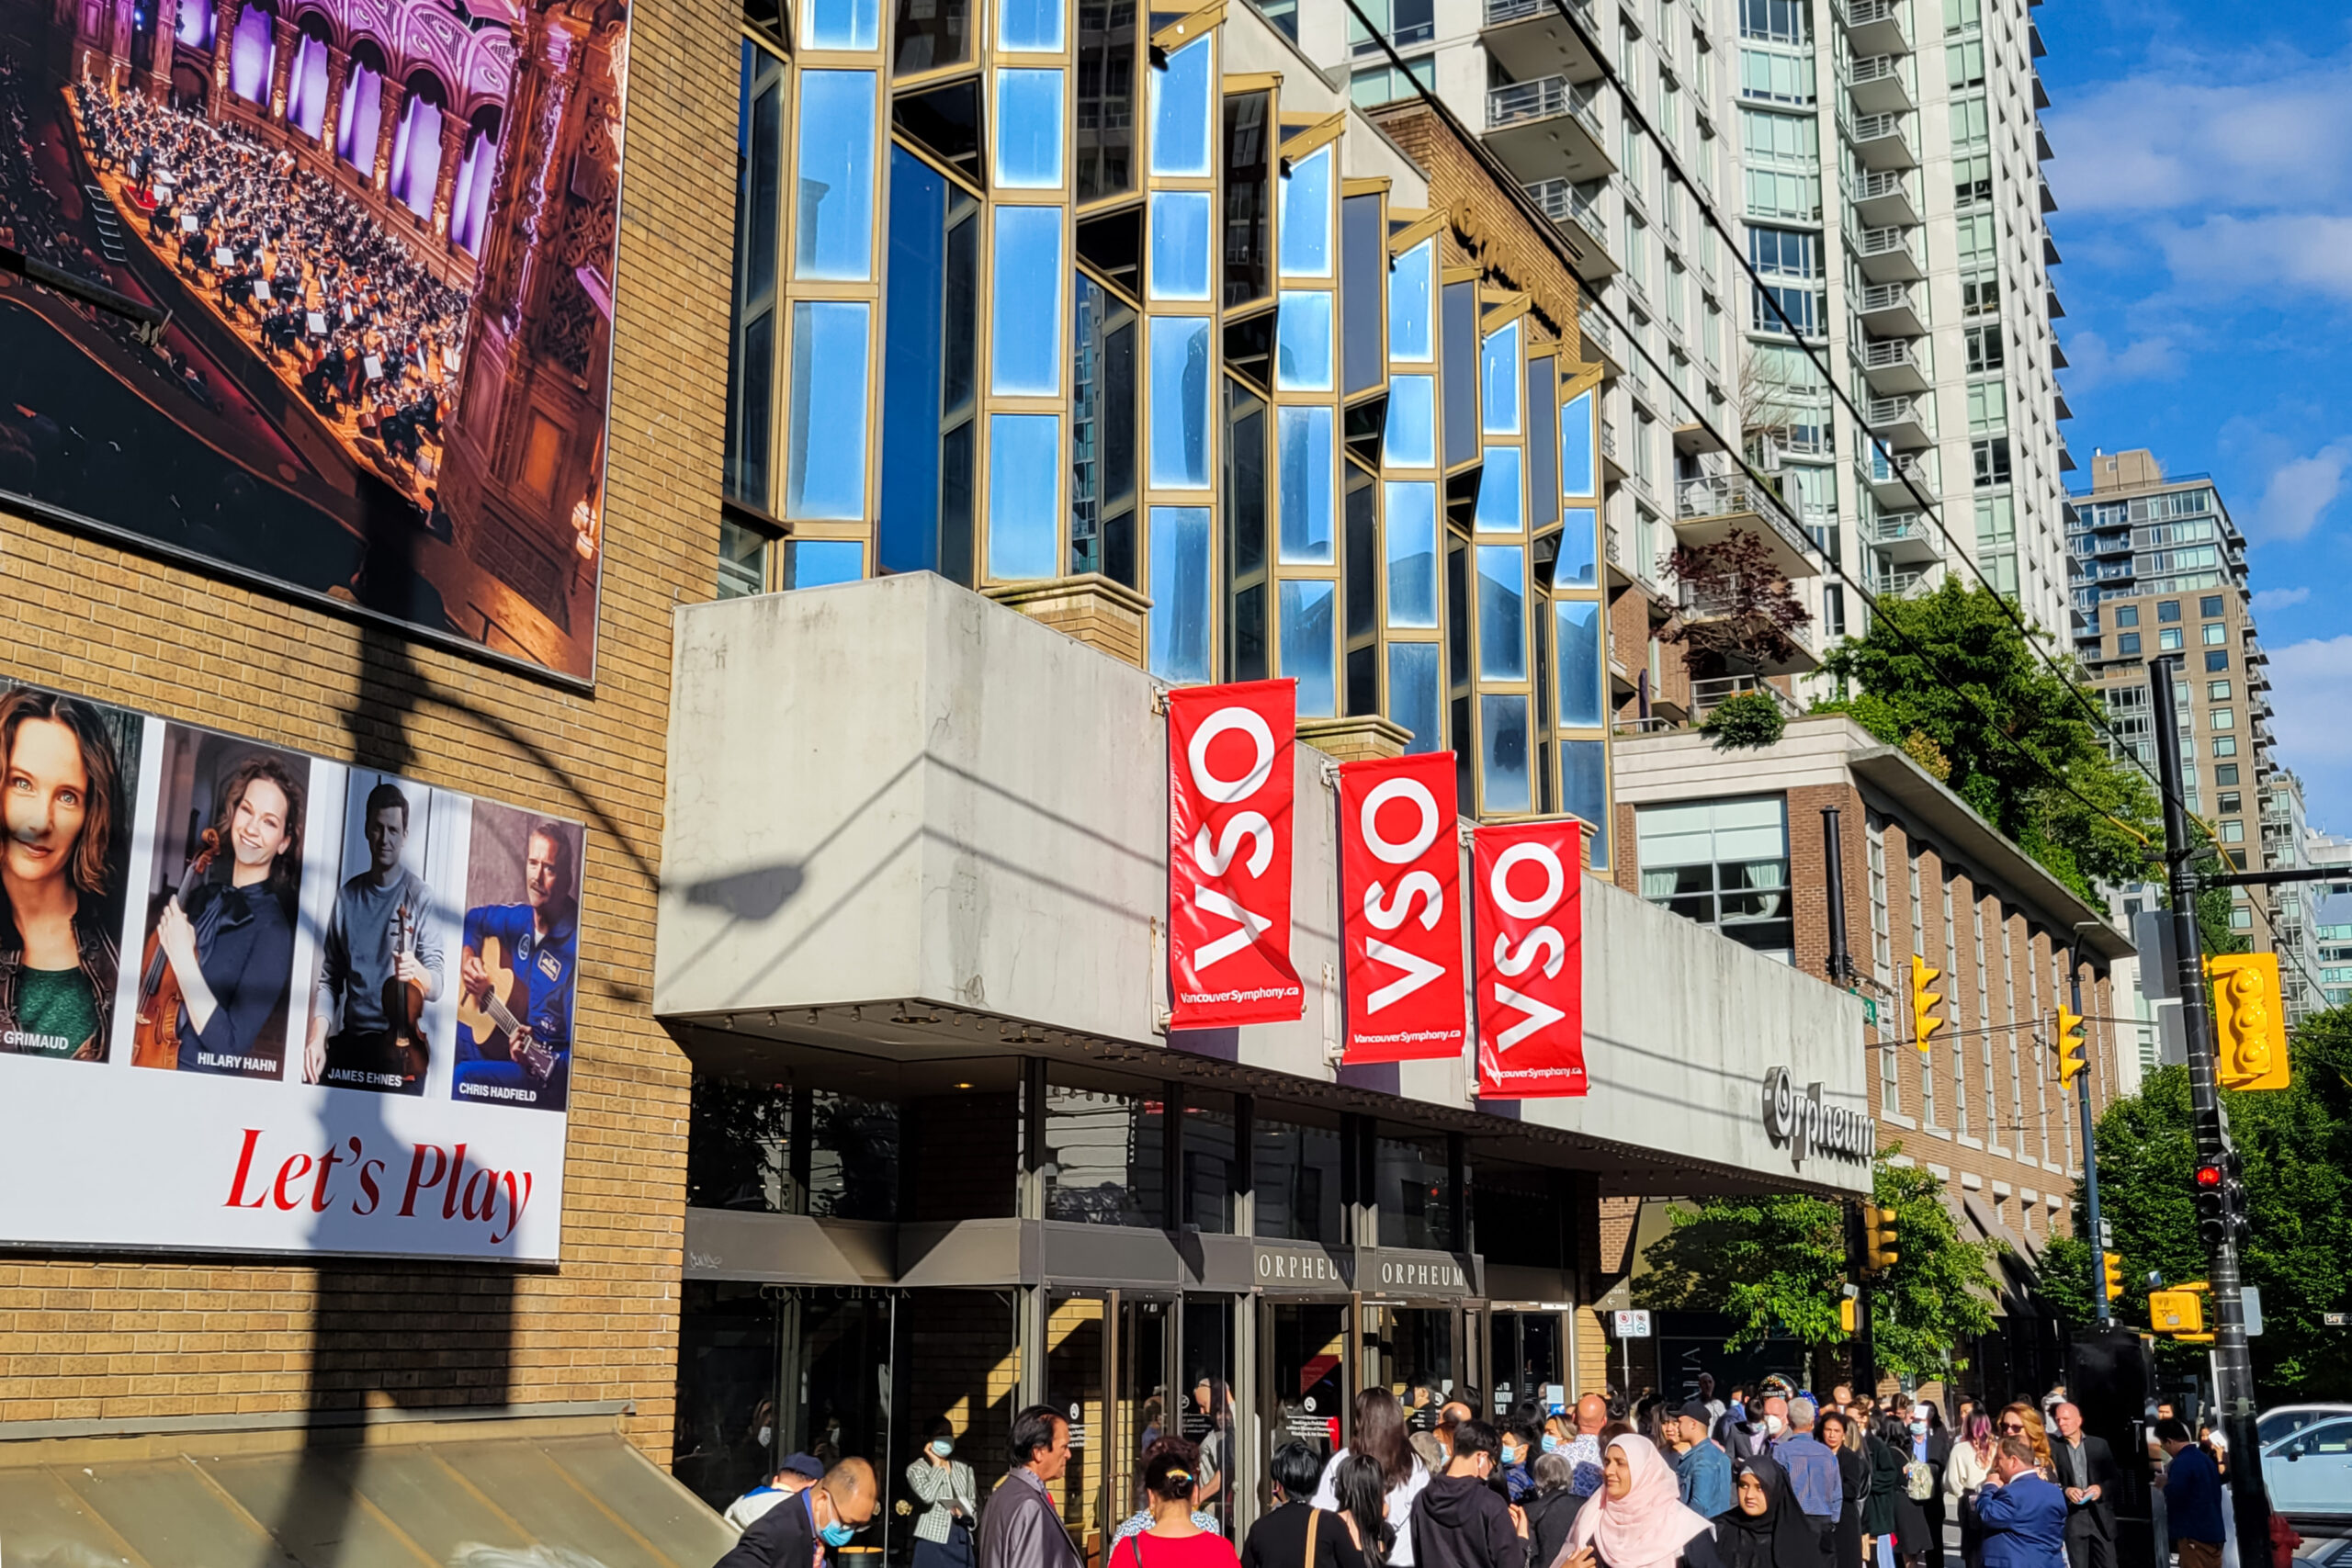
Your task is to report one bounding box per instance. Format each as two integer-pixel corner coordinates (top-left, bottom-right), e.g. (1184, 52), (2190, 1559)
(0, 1406), (732, 1568)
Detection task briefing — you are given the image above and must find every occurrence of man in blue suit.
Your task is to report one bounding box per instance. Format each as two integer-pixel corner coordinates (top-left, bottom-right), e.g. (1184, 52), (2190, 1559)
(1977, 1436), (2069, 1568)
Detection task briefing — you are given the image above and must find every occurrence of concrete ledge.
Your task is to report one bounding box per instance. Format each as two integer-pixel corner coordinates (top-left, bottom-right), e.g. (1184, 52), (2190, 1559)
(0, 1398), (634, 1447)
(1295, 713), (1412, 761)
(984, 572), (1153, 668)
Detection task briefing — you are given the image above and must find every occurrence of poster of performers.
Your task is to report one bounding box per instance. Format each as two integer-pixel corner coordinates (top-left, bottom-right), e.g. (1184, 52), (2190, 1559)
(0, 0), (628, 681)
(0, 676), (582, 1260)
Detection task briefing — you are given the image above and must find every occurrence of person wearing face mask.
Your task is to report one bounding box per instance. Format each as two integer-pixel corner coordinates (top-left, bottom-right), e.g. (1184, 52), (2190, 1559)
(910, 1420), (980, 1568)
(715, 1456), (880, 1568)
(1903, 1406), (1950, 1568)
(1497, 1421), (1542, 1504)
(1410, 1419), (1532, 1568)
(726, 1453), (826, 1532)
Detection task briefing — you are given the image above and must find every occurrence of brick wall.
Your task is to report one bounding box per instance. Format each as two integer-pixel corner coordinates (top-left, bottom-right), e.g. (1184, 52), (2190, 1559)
(0, 0), (740, 1462)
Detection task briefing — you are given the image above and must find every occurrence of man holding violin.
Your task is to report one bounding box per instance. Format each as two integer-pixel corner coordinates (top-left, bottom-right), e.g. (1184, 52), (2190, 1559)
(305, 780), (443, 1094)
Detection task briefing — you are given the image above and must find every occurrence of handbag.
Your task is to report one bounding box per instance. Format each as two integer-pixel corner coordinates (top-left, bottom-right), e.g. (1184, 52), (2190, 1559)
(1306, 1506), (1321, 1568)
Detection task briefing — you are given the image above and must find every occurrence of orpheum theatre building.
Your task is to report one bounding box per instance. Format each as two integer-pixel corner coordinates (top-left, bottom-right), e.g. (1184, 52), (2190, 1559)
(1, 0), (1868, 1550)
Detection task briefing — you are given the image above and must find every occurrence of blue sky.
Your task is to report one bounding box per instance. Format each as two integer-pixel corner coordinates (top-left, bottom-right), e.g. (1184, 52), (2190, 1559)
(2039, 0), (2352, 834)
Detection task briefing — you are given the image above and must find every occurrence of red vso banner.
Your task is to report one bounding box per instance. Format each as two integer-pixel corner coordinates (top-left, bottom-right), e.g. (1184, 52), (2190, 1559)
(1472, 821), (1588, 1098)
(1167, 681), (1304, 1028)
(1338, 752), (1466, 1063)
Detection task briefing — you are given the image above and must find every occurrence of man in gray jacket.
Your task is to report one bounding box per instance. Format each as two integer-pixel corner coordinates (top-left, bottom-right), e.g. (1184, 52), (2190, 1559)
(981, 1406), (1082, 1568)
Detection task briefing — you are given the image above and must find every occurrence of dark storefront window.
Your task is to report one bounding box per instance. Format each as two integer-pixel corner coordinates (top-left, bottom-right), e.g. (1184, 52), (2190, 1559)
(1045, 1084), (1161, 1225)
(686, 1077), (793, 1213)
(1375, 1133), (1453, 1251)
(1181, 1100), (1238, 1233)
(1471, 1164), (1563, 1268)
(809, 1090), (899, 1221)
(674, 1280), (779, 1507)
(1251, 1119), (1342, 1244)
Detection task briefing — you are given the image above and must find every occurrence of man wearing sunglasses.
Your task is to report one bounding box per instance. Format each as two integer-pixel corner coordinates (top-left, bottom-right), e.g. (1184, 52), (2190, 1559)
(715, 1456), (881, 1568)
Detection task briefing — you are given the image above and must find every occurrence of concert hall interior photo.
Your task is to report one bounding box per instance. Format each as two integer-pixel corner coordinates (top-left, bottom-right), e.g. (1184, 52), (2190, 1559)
(0, 0), (626, 677)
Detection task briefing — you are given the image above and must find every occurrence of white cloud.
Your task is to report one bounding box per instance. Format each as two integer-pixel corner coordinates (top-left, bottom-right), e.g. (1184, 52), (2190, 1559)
(2268, 636), (2352, 831)
(2063, 330), (2183, 391)
(2155, 214), (2352, 303)
(2046, 64), (2352, 217)
(2253, 586), (2311, 612)
(2252, 442), (2352, 541)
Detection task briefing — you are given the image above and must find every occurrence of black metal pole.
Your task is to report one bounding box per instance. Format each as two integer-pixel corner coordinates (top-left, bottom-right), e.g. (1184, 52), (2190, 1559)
(1823, 807), (1852, 987)
(2148, 656), (2271, 1548)
(2069, 939), (2109, 1326)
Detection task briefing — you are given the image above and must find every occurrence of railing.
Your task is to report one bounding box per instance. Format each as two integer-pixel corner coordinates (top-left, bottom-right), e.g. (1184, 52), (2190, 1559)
(1486, 0), (1595, 25)
(1600, 421), (1619, 459)
(1677, 475), (1778, 522)
(1866, 450), (1933, 490)
(1849, 54), (1906, 89)
(1580, 306), (1614, 353)
(1487, 75), (1606, 141)
(1525, 178), (1608, 249)
(1860, 338), (1921, 372)
(1842, 110), (1914, 152)
(1865, 395), (1918, 427)
(1692, 674), (1803, 717)
(1875, 565), (1932, 597)
(1865, 512), (1934, 547)
(1851, 168), (1913, 208)
(1858, 280), (1915, 314)
(1835, 0), (1908, 34)
(1854, 225), (1917, 262)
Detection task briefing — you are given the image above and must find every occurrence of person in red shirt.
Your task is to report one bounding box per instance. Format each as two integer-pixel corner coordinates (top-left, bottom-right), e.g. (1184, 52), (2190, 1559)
(1113, 1449), (1243, 1568)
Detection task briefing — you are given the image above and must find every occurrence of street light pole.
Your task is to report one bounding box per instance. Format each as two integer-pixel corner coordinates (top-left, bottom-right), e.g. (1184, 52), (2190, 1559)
(2068, 928), (2108, 1326)
(2148, 655), (2272, 1551)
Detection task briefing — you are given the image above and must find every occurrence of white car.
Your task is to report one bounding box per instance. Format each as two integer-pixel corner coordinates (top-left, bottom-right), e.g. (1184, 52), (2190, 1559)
(2264, 1411), (2352, 1537)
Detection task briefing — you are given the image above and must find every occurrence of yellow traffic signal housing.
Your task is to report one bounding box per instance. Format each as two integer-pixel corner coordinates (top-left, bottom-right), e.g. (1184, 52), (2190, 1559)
(1910, 954), (1944, 1057)
(2102, 1251), (2124, 1302)
(1862, 1204), (1900, 1273)
(2150, 1289), (2206, 1335)
(2057, 1009), (2088, 1088)
(2207, 953), (2289, 1090)
(1839, 1297), (1859, 1334)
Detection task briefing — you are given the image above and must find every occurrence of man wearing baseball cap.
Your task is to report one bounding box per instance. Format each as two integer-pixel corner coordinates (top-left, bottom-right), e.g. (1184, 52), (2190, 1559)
(725, 1451), (829, 1531)
(1669, 1399), (1732, 1518)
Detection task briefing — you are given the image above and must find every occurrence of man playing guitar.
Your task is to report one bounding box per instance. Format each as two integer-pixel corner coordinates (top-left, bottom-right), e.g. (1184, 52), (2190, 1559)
(453, 820), (578, 1111)
(306, 781), (443, 1093)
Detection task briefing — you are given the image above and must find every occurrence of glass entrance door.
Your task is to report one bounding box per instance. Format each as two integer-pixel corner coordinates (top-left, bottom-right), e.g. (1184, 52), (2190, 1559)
(1115, 1297), (1172, 1529)
(1046, 1292), (1111, 1565)
(1361, 1304), (1459, 1407)
(1261, 1300), (1349, 1469)
(1179, 1297), (1237, 1533)
(1488, 1311), (1564, 1419)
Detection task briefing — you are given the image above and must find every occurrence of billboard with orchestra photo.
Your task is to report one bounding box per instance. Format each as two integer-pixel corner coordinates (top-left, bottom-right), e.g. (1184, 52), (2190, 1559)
(0, 0), (628, 682)
(0, 675), (582, 1261)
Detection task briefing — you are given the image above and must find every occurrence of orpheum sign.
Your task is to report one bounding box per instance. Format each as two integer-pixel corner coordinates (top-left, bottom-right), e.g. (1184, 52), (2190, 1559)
(1761, 1066), (1876, 1168)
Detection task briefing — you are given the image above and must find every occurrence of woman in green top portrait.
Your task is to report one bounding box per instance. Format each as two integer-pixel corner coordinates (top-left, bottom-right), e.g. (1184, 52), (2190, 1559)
(0, 689), (127, 1061)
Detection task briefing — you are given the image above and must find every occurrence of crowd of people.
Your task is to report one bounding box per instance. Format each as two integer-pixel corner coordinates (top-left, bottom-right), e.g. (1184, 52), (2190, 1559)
(695, 1380), (2262, 1568)
(74, 79), (469, 499)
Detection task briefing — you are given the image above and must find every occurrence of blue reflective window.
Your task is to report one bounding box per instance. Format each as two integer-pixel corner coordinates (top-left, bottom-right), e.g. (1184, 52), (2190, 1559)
(1275, 289), (1334, 391)
(787, 539), (865, 587)
(990, 207), (1063, 395)
(1560, 388), (1596, 497)
(795, 72), (876, 281)
(1279, 146), (1332, 278)
(1389, 643), (1442, 753)
(805, 0), (878, 50)
(1482, 695), (1532, 814)
(988, 412), (1060, 579)
(1150, 38), (1213, 176)
(1384, 374), (1436, 468)
(1276, 405), (1334, 563)
(1561, 739), (1609, 864)
(1148, 190), (1213, 301)
(1476, 545), (1526, 680)
(1555, 505), (1599, 588)
(1475, 445), (1523, 533)
(787, 300), (870, 519)
(1148, 315), (1212, 489)
(1555, 599), (1604, 728)
(998, 0), (1063, 51)
(1384, 480), (1437, 627)
(995, 70), (1065, 187)
(1389, 239), (1433, 363)
(1281, 580), (1337, 717)
(1481, 320), (1521, 434)
(1150, 506), (1214, 682)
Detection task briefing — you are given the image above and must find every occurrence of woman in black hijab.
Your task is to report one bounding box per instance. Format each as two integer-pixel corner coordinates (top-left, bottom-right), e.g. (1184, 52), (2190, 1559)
(1816, 1411), (1867, 1568)
(1713, 1455), (1820, 1568)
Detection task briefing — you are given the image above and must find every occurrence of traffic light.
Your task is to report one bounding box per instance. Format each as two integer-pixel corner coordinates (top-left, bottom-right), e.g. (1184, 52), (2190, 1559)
(2101, 1250), (2124, 1302)
(1909, 954), (1944, 1057)
(2056, 1008), (2087, 1088)
(1839, 1296), (1859, 1334)
(1861, 1203), (1899, 1273)
(2149, 1287), (2206, 1336)
(2192, 1151), (2251, 1250)
(2208, 953), (2289, 1090)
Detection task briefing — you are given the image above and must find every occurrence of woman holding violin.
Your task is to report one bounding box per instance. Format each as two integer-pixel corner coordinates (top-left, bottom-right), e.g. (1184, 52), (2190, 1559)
(150, 754), (304, 1074)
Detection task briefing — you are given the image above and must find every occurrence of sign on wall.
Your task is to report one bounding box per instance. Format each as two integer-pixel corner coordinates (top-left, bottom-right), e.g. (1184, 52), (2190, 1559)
(1472, 819), (1586, 1099)
(1, 0), (629, 682)
(1338, 752), (1465, 1063)
(1167, 680), (1304, 1028)
(0, 678), (581, 1260)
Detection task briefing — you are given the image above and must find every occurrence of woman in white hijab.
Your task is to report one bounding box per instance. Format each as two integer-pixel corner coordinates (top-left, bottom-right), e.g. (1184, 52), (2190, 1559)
(1555, 1435), (1719, 1568)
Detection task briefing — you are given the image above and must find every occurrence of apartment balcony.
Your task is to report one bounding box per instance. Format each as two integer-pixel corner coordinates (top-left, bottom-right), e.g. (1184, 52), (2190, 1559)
(1848, 168), (1919, 229)
(1834, 0), (1910, 55)
(1482, 0), (1609, 88)
(1841, 109), (1918, 170)
(1691, 674), (1804, 721)
(1673, 475), (1821, 586)
(1600, 419), (1627, 481)
(1486, 75), (1615, 184)
(1855, 279), (1925, 337)
(1850, 223), (1924, 282)
(1579, 305), (1622, 374)
(1846, 54), (1914, 115)
(1865, 510), (1940, 566)
(1674, 584), (1818, 676)
(1858, 335), (1930, 394)
(1865, 394), (1931, 450)
(1864, 448), (1936, 509)
(1873, 563), (1934, 599)
(1523, 178), (1614, 278)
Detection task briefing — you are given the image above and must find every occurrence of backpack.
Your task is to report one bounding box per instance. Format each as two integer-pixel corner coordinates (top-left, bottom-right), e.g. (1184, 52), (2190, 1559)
(1905, 1460), (1935, 1502)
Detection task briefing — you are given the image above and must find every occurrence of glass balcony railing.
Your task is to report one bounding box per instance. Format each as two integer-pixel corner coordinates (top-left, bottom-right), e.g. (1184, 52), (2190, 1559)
(1487, 75), (1606, 141)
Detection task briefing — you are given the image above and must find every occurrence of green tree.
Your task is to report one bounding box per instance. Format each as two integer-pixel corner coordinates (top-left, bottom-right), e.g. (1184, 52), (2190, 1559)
(2059, 1010), (2352, 1399)
(1815, 581), (2160, 900)
(1634, 1155), (2002, 1375)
